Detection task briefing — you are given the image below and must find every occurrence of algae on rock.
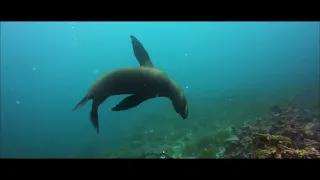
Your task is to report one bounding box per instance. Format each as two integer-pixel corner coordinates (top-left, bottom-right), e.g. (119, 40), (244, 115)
(252, 133), (320, 159)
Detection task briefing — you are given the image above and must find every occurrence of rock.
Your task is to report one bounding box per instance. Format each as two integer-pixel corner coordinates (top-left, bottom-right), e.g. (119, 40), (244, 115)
(252, 133), (320, 159)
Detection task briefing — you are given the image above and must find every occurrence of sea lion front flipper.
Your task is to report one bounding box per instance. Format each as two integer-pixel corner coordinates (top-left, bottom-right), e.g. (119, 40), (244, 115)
(130, 35), (154, 67)
(111, 93), (151, 111)
(90, 101), (100, 134)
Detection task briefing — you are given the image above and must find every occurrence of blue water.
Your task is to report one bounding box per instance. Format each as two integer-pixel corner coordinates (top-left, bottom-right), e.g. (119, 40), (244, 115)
(1, 22), (319, 158)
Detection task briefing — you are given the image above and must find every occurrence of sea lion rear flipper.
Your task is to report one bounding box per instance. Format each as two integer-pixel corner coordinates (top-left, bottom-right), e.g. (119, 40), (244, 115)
(72, 94), (92, 112)
(111, 93), (151, 111)
(90, 101), (99, 134)
(130, 35), (154, 67)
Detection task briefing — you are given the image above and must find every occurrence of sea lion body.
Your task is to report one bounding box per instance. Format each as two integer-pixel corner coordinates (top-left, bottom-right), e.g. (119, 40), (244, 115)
(89, 67), (173, 99)
(72, 35), (188, 134)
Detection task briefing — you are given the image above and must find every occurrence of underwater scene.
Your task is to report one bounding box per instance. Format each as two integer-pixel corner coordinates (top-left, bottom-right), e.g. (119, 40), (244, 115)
(0, 22), (319, 159)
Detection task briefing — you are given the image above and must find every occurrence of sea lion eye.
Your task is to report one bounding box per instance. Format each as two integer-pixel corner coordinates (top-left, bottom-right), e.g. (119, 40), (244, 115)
(180, 92), (184, 99)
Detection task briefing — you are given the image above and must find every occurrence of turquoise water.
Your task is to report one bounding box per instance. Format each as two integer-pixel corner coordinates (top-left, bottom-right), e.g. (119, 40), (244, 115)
(0, 22), (319, 158)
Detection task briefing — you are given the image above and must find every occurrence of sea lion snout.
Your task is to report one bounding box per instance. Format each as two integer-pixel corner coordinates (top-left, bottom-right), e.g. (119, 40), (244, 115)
(180, 110), (188, 119)
(180, 105), (188, 119)
(176, 105), (188, 120)
(173, 93), (188, 120)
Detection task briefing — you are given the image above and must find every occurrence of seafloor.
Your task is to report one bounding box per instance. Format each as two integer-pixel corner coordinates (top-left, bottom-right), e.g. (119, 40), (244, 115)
(84, 84), (320, 159)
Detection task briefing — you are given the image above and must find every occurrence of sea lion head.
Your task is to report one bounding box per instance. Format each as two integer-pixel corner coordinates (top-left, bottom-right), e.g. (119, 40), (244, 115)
(172, 91), (188, 120)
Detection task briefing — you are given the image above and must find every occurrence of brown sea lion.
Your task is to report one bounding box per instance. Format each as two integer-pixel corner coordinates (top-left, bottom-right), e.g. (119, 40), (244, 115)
(72, 35), (188, 134)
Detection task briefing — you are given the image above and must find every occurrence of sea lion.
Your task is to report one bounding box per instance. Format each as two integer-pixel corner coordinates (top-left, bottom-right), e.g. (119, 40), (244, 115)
(72, 35), (188, 134)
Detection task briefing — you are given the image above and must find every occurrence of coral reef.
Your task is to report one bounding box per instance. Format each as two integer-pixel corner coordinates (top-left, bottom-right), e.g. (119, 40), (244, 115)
(224, 102), (320, 159)
(252, 133), (320, 159)
(103, 101), (320, 159)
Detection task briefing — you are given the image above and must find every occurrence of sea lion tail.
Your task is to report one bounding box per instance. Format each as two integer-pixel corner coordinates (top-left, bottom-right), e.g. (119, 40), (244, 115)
(72, 94), (91, 112)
